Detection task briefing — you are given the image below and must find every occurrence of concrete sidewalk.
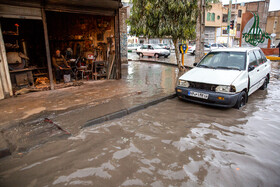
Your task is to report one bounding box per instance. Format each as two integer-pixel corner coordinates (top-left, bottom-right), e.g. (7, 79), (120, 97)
(0, 61), (181, 156)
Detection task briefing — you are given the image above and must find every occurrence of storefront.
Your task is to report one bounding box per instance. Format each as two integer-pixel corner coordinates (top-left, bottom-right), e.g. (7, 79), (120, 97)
(0, 0), (122, 99)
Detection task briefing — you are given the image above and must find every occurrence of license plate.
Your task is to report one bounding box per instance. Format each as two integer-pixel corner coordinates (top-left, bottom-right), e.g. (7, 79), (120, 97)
(188, 91), (209, 99)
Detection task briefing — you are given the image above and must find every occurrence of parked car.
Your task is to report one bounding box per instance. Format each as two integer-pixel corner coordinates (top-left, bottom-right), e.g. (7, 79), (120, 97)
(128, 44), (140, 52)
(209, 43), (226, 50)
(188, 44), (211, 55)
(234, 43), (252, 48)
(188, 43), (226, 55)
(136, 44), (170, 58)
(176, 47), (271, 109)
(158, 43), (170, 50)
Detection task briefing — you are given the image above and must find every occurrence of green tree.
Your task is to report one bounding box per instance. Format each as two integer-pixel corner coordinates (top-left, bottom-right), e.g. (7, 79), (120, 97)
(128, 0), (198, 69)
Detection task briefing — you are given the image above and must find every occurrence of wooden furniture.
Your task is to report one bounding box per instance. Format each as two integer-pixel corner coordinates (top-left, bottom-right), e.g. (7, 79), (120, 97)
(93, 61), (107, 80)
(10, 68), (34, 87)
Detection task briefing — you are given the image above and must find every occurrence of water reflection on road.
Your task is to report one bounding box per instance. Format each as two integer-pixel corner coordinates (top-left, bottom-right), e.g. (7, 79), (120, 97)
(0, 63), (279, 186)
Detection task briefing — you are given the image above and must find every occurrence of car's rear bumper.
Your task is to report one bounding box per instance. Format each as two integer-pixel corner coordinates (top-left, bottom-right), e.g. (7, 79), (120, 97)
(175, 86), (240, 108)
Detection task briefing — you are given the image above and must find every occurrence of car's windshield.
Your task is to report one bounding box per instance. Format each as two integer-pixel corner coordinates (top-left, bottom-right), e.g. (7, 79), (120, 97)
(197, 52), (246, 70)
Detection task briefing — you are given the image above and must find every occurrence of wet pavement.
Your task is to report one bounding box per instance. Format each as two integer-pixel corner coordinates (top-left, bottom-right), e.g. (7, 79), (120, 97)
(0, 63), (279, 186)
(128, 52), (196, 68)
(0, 61), (180, 156)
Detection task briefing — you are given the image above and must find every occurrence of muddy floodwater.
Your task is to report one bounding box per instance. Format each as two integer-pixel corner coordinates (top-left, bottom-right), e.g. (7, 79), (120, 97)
(0, 63), (280, 186)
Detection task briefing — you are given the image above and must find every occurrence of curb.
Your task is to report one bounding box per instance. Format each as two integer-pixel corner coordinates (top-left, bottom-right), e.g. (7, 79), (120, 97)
(0, 148), (11, 159)
(0, 135), (11, 159)
(266, 56), (280, 61)
(83, 93), (177, 128)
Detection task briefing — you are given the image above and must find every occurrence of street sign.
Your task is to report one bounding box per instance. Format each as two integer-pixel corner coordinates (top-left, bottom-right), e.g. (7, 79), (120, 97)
(179, 44), (188, 67)
(179, 44), (188, 54)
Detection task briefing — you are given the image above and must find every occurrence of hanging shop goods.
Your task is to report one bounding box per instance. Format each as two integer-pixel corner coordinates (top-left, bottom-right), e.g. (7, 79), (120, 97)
(0, 0), (122, 98)
(47, 12), (116, 81)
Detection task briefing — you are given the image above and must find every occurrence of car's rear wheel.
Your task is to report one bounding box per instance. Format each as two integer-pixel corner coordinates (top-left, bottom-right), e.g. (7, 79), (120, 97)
(154, 53), (159, 58)
(234, 91), (247, 109)
(139, 53), (144, 57)
(260, 76), (268, 90)
(164, 55), (168, 58)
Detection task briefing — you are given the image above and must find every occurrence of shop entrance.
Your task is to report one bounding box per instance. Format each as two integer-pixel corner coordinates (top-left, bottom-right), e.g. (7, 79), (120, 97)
(46, 11), (116, 83)
(1, 18), (48, 92)
(1, 11), (117, 93)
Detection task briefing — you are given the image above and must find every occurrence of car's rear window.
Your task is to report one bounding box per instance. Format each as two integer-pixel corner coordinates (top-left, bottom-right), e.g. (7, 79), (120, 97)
(198, 52), (246, 70)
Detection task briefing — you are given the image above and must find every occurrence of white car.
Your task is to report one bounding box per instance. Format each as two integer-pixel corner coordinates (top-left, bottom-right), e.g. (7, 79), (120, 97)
(128, 44), (140, 51)
(209, 43), (226, 50)
(136, 44), (170, 58)
(158, 43), (170, 50)
(188, 44), (211, 55)
(188, 43), (226, 55)
(176, 47), (271, 109)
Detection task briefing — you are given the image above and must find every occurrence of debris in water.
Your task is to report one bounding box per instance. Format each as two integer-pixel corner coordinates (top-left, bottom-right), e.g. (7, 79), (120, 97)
(44, 118), (71, 135)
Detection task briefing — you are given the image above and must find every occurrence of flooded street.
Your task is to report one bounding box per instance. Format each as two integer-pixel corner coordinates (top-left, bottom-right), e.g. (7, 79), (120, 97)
(0, 63), (280, 186)
(128, 52), (196, 67)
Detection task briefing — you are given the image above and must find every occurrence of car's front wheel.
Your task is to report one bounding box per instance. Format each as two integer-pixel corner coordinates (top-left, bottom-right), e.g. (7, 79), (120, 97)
(164, 55), (169, 58)
(234, 91), (247, 109)
(154, 53), (159, 58)
(139, 53), (144, 57)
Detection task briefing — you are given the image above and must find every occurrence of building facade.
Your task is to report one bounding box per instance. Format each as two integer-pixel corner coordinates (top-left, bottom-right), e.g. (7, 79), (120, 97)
(245, 0), (270, 32)
(205, 2), (246, 46)
(266, 10), (280, 45)
(205, 0), (270, 47)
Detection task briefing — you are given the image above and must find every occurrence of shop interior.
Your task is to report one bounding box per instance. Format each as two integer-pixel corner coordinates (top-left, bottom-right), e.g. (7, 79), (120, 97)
(1, 18), (48, 92)
(1, 11), (116, 93)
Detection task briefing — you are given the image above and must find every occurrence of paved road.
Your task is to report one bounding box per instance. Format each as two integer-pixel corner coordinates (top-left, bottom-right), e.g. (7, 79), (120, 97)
(0, 63), (279, 186)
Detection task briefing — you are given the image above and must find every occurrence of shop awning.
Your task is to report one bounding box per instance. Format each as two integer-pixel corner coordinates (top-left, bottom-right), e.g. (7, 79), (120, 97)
(0, 0), (122, 18)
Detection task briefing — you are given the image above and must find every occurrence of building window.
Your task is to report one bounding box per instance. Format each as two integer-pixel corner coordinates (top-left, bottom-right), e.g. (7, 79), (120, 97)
(238, 10), (242, 17)
(237, 24), (241, 31)
(207, 12), (211, 21)
(211, 13), (215, 21)
(217, 15), (220, 20)
(223, 14), (228, 22)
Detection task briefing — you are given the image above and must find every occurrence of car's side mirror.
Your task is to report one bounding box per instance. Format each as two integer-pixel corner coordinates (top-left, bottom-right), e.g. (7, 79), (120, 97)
(193, 63), (198, 66)
(248, 65), (255, 72)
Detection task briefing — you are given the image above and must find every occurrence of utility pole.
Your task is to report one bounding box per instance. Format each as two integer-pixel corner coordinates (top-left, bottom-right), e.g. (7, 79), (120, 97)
(227, 0), (232, 47)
